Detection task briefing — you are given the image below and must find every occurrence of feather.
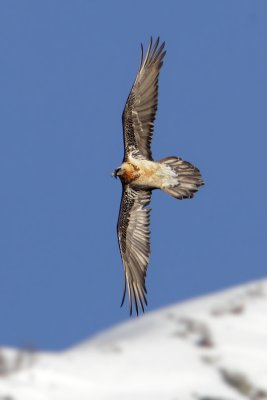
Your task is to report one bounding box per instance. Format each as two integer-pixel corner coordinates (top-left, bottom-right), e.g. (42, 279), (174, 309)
(117, 185), (151, 315)
(122, 37), (166, 161)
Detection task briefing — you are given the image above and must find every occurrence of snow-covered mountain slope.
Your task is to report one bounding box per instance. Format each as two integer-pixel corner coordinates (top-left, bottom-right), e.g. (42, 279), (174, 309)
(1, 280), (267, 400)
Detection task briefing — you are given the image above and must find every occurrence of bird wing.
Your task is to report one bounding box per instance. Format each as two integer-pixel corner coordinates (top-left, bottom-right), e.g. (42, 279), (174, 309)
(117, 185), (151, 315)
(122, 37), (166, 161)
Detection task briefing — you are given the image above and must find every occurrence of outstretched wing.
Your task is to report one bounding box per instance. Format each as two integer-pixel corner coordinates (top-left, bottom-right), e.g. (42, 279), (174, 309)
(117, 185), (151, 315)
(122, 37), (166, 161)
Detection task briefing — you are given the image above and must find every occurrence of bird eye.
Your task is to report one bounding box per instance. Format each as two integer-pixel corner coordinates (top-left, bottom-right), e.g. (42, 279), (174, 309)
(112, 168), (121, 178)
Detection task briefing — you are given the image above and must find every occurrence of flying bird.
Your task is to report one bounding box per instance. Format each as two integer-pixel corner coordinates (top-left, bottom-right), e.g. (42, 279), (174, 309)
(113, 37), (204, 315)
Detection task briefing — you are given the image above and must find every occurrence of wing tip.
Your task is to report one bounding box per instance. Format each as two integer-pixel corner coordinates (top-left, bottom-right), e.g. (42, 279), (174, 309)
(121, 286), (148, 317)
(120, 276), (148, 317)
(139, 42), (144, 70)
(142, 36), (166, 68)
(120, 275), (127, 308)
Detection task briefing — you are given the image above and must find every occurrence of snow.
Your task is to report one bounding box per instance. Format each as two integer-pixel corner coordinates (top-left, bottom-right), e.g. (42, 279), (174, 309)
(1, 280), (267, 400)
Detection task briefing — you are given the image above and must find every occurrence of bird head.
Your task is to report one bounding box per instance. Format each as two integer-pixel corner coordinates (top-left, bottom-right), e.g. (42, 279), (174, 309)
(112, 166), (124, 179)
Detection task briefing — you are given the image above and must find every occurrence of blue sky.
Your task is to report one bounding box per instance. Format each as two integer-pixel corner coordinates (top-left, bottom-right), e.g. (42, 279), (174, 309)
(0, 0), (266, 350)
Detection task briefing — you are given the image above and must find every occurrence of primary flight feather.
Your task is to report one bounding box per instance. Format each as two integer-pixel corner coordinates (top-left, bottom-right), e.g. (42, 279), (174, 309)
(113, 37), (204, 315)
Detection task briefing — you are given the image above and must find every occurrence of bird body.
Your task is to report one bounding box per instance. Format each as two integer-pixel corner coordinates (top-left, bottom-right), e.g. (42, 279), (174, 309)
(113, 38), (204, 315)
(115, 156), (200, 192)
(115, 157), (166, 188)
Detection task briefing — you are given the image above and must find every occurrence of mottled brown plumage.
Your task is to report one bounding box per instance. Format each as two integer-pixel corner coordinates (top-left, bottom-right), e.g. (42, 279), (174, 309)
(122, 36), (165, 161)
(117, 187), (151, 314)
(113, 38), (204, 315)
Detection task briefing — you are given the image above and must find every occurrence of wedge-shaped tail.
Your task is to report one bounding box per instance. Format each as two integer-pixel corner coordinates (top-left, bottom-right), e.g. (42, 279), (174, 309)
(159, 156), (204, 199)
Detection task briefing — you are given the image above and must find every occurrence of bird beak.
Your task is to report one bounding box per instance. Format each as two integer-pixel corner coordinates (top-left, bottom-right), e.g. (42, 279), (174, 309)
(112, 170), (117, 178)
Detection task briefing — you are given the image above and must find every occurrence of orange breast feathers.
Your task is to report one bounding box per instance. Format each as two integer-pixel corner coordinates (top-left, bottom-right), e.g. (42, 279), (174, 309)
(120, 163), (140, 184)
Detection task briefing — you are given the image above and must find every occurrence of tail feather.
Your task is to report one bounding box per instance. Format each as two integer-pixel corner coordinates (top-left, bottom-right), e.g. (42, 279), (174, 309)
(159, 156), (204, 199)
